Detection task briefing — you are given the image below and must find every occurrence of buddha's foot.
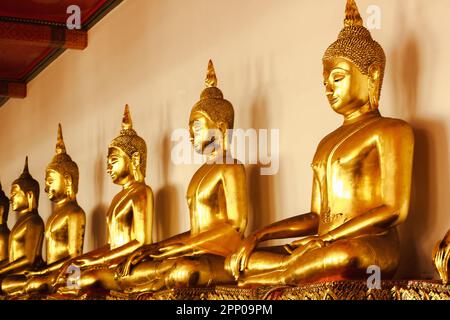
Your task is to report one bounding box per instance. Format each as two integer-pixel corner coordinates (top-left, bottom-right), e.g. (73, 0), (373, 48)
(238, 270), (288, 287)
(123, 279), (165, 294)
(56, 286), (81, 296)
(3, 290), (26, 299)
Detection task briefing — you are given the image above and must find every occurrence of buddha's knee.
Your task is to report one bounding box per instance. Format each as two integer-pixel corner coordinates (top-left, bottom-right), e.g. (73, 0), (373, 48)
(326, 240), (377, 275)
(1, 275), (27, 294)
(26, 277), (48, 293)
(165, 259), (202, 288)
(77, 270), (103, 288)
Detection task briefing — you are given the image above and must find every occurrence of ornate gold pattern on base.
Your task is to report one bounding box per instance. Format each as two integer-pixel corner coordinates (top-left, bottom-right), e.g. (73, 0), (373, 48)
(7, 280), (446, 300)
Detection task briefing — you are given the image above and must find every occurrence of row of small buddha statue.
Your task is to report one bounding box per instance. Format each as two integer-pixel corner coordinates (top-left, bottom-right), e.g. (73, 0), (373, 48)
(0, 0), (448, 298)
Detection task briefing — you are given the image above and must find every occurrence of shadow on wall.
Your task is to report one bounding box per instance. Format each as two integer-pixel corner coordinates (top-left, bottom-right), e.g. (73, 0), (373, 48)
(90, 152), (108, 250)
(155, 113), (179, 242)
(390, 3), (450, 280)
(247, 88), (277, 234)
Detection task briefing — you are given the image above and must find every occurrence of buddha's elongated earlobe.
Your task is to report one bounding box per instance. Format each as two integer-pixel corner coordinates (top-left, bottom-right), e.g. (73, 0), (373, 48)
(64, 174), (75, 200)
(217, 121), (228, 153)
(131, 152), (144, 182)
(27, 191), (34, 212)
(368, 63), (381, 110)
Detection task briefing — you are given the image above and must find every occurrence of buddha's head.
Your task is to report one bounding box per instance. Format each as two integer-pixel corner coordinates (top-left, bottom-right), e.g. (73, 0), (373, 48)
(189, 60), (234, 155)
(10, 157), (40, 213)
(108, 105), (147, 186)
(45, 124), (79, 203)
(322, 0), (385, 117)
(0, 181), (9, 225)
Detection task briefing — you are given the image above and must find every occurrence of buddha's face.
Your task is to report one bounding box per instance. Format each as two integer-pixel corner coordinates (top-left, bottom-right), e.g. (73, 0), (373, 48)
(107, 147), (132, 185)
(45, 169), (66, 202)
(189, 112), (219, 155)
(10, 184), (28, 212)
(323, 57), (370, 116)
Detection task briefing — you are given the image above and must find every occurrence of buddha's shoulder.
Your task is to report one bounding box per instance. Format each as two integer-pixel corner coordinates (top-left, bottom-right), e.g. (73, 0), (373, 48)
(216, 157), (246, 173)
(128, 182), (153, 197)
(372, 116), (412, 128)
(371, 117), (413, 135)
(25, 213), (45, 229)
(63, 202), (86, 219)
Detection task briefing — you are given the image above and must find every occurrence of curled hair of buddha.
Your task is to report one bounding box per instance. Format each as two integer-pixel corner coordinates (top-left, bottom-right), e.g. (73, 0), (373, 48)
(191, 60), (235, 130)
(46, 124), (79, 194)
(109, 105), (147, 177)
(13, 157), (40, 206)
(323, 0), (386, 97)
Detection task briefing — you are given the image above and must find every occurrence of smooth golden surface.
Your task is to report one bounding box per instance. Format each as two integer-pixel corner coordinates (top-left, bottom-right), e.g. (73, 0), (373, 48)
(0, 158), (44, 293)
(433, 230), (450, 285)
(0, 182), (10, 263)
(225, 0), (414, 286)
(52, 105), (153, 293)
(112, 60), (248, 293)
(2, 125), (86, 296)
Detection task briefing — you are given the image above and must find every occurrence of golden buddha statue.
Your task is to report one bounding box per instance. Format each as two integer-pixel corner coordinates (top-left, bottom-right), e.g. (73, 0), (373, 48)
(0, 158), (45, 293)
(52, 105), (153, 293)
(226, 0), (414, 286)
(1, 124), (86, 295)
(0, 181), (11, 263)
(433, 230), (450, 285)
(113, 60), (248, 293)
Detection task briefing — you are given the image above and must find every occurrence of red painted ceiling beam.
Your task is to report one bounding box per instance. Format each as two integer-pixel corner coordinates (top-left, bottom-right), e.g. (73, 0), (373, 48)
(0, 20), (87, 50)
(0, 81), (27, 98)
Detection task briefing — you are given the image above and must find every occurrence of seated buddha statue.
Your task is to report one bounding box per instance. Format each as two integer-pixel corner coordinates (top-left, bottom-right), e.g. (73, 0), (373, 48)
(0, 158), (45, 292)
(1, 124), (86, 295)
(52, 105), (153, 293)
(433, 230), (450, 285)
(113, 60), (248, 293)
(226, 0), (415, 286)
(0, 181), (11, 264)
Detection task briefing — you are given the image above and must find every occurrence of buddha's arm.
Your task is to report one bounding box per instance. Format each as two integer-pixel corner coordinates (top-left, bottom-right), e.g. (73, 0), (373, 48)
(81, 188), (154, 267)
(151, 165), (249, 259)
(67, 210), (86, 258)
(221, 164), (248, 233)
(250, 172), (321, 243)
(152, 222), (244, 259)
(255, 213), (321, 242)
(131, 186), (153, 245)
(76, 245), (111, 260)
(322, 124), (414, 242)
(0, 233), (8, 262)
(228, 168), (321, 277)
(36, 212), (86, 275)
(0, 221), (43, 275)
(0, 257), (30, 275)
(116, 231), (192, 277)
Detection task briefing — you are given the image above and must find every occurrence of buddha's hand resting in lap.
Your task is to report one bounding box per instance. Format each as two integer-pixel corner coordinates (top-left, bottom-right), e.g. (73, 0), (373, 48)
(227, 233), (259, 280)
(52, 262), (71, 287)
(115, 245), (158, 278)
(284, 235), (330, 260)
(433, 237), (450, 285)
(52, 258), (87, 288)
(284, 235), (326, 254)
(148, 243), (185, 260)
(24, 269), (47, 278)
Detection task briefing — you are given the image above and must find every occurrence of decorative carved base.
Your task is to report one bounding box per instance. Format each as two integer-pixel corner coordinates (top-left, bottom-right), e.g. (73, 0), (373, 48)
(2, 280), (449, 300)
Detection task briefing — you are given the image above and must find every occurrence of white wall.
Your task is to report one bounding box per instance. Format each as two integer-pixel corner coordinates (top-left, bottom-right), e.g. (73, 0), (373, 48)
(0, 0), (449, 280)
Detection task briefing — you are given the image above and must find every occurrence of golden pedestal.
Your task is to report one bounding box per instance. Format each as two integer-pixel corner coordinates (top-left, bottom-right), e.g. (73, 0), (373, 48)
(2, 280), (449, 300)
(6, 280), (442, 300)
